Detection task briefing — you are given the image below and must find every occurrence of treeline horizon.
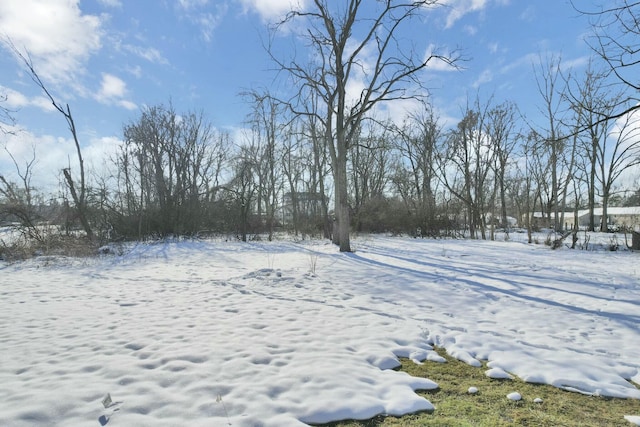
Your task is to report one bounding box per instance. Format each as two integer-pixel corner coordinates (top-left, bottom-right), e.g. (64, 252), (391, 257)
(2, 81), (640, 247)
(2, 2), (640, 253)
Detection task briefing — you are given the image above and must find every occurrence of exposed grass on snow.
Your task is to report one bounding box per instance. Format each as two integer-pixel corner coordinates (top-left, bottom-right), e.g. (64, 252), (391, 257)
(320, 347), (640, 427)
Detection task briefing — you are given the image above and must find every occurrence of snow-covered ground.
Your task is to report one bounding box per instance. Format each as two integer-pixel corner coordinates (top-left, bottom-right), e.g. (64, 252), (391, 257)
(1, 235), (639, 426)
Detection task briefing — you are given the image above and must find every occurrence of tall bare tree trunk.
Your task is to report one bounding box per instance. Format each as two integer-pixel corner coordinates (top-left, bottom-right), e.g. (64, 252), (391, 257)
(334, 143), (350, 251)
(11, 44), (95, 241)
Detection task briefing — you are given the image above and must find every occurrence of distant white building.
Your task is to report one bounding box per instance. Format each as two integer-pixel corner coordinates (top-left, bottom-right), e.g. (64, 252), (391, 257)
(527, 207), (640, 231)
(582, 206), (640, 230)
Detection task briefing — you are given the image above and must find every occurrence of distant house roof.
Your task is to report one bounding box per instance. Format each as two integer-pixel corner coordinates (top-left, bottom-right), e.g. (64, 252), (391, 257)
(530, 206), (640, 219)
(531, 211), (573, 219)
(586, 206), (640, 216)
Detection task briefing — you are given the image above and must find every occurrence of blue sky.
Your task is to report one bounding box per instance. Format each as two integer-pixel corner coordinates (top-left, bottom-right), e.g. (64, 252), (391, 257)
(0, 0), (597, 188)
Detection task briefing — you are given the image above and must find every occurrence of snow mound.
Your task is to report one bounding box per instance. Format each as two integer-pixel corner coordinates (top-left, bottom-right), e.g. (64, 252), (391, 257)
(625, 415), (640, 426)
(485, 367), (513, 379)
(507, 392), (522, 401)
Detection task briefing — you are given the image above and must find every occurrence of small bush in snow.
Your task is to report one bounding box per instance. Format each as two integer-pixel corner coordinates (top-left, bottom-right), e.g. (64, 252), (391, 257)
(308, 253), (318, 275)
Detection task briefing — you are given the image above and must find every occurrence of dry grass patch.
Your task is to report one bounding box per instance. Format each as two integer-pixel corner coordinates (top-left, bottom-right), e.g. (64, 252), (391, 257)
(0, 233), (99, 261)
(318, 347), (640, 427)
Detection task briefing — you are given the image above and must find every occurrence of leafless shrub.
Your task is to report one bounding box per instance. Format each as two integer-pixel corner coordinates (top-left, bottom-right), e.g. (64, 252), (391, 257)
(308, 253), (318, 275)
(581, 231), (591, 251)
(0, 228), (97, 262)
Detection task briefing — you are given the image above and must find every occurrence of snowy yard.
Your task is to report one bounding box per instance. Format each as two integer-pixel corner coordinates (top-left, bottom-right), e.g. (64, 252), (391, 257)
(1, 235), (639, 426)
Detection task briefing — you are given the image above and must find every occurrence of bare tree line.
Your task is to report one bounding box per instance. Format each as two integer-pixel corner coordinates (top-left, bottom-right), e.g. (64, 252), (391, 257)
(1, 0), (640, 256)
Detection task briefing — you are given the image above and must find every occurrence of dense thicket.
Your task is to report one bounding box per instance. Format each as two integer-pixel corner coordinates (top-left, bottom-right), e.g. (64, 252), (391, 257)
(2, 87), (637, 246)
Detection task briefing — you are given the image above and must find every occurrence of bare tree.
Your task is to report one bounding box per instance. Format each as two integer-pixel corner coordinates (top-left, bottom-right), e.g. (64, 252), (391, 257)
(391, 101), (441, 236)
(574, 1), (640, 121)
(566, 62), (613, 230)
(566, 59), (639, 232)
(596, 111), (640, 230)
(0, 146), (42, 240)
(437, 96), (496, 239)
(533, 54), (571, 231)
(515, 131), (545, 243)
(303, 102), (333, 238)
(280, 125), (303, 235)
(350, 122), (392, 232)
(0, 91), (16, 134)
(118, 103), (223, 237)
(243, 90), (284, 241)
(485, 101), (519, 231)
(270, 0), (459, 251)
(7, 43), (94, 240)
(558, 109), (581, 232)
(526, 130), (556, 228)
(226, 146), (258, 242)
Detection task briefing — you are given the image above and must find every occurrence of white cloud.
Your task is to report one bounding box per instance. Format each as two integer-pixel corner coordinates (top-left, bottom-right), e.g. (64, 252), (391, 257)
(0, 126), (123, 192)
(197, 10), (227, 42)
(237, 0), (307, 22)
(0, 85), (56, 113)
(126, 65), (143, 79)
(464, 25), (478, 36)
(499, 53), (588, 76)
(178, 0), (210, 9)
(1, 86), (29, 110)
(122, 44), (168, 64)
(175, 0), (228, 42)
(472, 69), (493, 88)
(96, 73), (137, 110)
(439, 0), (510, 29)
(345, 78), (366, 109)
(1, 127), (77, 191)
(99, 74), (127, 99)
(560, 55), (590, 72)
(441, 0), (490, 28)
(31, 96), (57, 112)
(376, 97), (423, 125)
(0, 0), (103, 87)
(499, 52), (538, 74)
(609, 105), (640, 145)
(519, 5), (536, 22)
(117, 100), (138, 111)
(82, 135), (123, 178)
(98, 0), (122, 8)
